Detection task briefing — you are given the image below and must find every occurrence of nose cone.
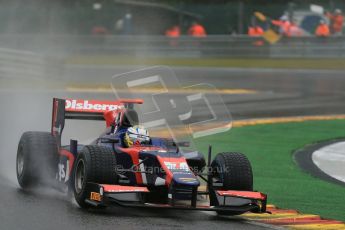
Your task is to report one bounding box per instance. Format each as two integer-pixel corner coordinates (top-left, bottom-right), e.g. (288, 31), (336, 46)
(172, 174), (200, 187)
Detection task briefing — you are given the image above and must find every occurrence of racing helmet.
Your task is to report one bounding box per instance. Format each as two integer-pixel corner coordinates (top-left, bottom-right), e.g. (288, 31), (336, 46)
(124, 125), (150, 147)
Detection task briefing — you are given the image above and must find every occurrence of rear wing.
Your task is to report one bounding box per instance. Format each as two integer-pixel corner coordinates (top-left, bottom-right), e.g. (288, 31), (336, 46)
(51, 98), (143, 144)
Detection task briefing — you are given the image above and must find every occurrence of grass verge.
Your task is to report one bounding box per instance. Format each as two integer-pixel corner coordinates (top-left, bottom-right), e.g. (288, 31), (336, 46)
(194, 119), (345, 221)
(66, 56), (345, 70)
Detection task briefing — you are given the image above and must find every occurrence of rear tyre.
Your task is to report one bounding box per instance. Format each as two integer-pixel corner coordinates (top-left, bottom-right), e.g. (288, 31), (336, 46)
(16, 132), (58, 189)
(211, 152), (253, 215)
(73, 145), (117, 209)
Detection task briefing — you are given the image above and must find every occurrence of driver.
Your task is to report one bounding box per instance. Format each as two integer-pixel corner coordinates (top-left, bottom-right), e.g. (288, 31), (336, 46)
(114, 109), (150, 147)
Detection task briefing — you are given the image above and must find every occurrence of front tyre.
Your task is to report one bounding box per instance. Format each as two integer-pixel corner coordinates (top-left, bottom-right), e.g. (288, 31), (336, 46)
(211, 152), (253, 215)
(73, 145), (117, 209)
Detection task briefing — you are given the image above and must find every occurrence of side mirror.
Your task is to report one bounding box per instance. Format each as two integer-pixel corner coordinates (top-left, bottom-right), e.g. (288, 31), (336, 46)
(99, 135), (120, 144)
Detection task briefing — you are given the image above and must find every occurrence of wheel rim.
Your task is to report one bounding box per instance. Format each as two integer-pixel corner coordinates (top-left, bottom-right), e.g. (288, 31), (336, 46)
(75, 159), (85, 194)
(17, 147), (24, 177)
(213, 160), (224, 182)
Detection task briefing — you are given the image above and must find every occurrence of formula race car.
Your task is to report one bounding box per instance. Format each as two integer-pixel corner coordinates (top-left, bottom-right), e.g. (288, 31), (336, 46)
(16, 98), (267, 215)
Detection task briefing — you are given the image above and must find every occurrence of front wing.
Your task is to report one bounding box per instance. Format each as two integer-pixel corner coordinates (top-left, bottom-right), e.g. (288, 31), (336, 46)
(84, 183), (267, 213)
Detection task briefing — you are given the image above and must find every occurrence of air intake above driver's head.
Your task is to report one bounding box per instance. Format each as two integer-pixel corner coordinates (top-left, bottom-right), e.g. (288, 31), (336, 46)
(122, 109), (139, 127)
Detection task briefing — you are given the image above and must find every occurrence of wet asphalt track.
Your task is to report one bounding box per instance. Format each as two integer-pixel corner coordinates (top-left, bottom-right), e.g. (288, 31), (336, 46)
(65, 65), (345, 119)
(1, 65), (345, 230)
(0, 176), (268, 230)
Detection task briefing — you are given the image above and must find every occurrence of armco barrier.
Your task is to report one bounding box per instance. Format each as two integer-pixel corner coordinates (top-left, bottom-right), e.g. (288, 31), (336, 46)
(0, 47), (62, 80)
(0, 34), (344, 58)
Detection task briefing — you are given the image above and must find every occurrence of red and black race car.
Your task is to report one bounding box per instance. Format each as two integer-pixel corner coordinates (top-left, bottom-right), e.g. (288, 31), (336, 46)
(16, 98), (267, 215)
